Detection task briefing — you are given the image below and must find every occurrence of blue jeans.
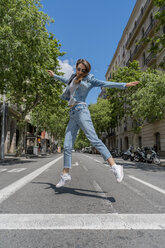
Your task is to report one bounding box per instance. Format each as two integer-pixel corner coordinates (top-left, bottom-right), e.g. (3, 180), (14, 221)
(63, 104), (112, 168)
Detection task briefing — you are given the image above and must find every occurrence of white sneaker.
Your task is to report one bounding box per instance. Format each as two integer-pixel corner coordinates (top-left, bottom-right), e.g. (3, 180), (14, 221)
(112, 164), (124, 183)
(56, 173), (71, 188)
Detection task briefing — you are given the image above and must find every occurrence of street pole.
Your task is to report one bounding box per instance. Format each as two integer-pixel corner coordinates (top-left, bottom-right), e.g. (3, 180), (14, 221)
(0, 94), (5, 160)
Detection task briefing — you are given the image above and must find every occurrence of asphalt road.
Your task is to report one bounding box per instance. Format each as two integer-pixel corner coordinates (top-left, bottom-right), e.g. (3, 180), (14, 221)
(0, 153), (165, 248)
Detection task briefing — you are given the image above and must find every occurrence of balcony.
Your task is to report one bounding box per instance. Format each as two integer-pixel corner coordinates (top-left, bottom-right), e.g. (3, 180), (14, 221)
(145, 52), (156, 65)
(126, 0), (152, 49)
(126, 19), (156, 66)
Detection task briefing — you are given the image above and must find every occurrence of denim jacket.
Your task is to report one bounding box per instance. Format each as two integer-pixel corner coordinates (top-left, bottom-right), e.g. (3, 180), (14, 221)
(54, 73), (126, 102)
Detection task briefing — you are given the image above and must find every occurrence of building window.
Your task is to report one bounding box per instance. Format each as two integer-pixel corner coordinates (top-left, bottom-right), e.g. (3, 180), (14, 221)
(138, 136), (142, 148)
(120, 138), (122, 152)
(124, 137), (129, 150)
(150, 13), (154, 24)
(141, 7), (144, 15)
(142, 52), (146, 66)
(155, 132), (161, 151)
(134, 21), (137, 29)
(118, 55), (120, 63)
(163, 26), (165, 34)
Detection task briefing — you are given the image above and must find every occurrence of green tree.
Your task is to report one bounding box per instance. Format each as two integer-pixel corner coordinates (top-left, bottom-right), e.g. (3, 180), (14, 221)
(31, 99), (69, 145)
(0, 0), (64, 154)
(74, 129), (90, 150)
(131, 69), (165, 122)
(108, 61), (165, 147)
(106, 61), (142, 147)
(89, 99), (112, 132)
(107, 60), (142, 122)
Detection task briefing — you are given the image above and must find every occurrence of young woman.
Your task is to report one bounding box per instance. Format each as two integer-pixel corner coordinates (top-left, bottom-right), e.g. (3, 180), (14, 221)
(48, 59), (139, 188)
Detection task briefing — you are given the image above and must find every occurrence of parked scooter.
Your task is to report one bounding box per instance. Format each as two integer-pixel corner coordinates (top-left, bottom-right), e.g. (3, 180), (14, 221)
(134, 147), (146, 162)
(143, 147), (160, 165)
(122, 146), (134, 161)
(111, 148), (123, 158)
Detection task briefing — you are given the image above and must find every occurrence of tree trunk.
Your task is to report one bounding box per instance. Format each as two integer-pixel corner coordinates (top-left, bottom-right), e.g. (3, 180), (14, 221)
(132, 132), (137, 149)
(16, 120), (26, 157)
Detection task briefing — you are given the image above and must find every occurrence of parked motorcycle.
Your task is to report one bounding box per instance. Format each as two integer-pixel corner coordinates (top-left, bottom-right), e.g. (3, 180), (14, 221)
(134, 147), (146, 162)
(122, 146), (134, 161)
(143, 147), (160, 165)
(111, 148), (123, 158)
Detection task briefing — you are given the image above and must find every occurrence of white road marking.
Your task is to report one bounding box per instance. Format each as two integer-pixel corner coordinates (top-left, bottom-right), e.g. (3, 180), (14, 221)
(128, 175), (165, 195)
(72, 162), (79, 166)
(123, 181), (165, 211)
(83, 154), (108, 167)
(94, 159), (102, 163)
(0, 169), (7, 173)
(82, 165), (88, 172)
(103, 162), (109, 167)
(84, 155), (93, 160)
(8, 168), (27, 173)
(0, 156), (63, 204)
(0, 214), (165, 230)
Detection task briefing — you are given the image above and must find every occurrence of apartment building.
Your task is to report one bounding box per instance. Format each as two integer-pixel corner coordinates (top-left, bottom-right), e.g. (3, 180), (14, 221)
(105, 0), (165, 155)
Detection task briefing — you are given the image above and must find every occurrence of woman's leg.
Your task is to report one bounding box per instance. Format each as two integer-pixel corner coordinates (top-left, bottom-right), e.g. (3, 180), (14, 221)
(77, 108), (112, 162)
(56, 117), (79, 188)
(63, 117), (79, 171)
(77, 107), (123, 182)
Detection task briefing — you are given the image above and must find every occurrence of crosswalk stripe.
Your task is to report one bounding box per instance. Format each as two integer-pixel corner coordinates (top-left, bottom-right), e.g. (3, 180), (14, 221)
(8, 168), (27, 173)
(0, 214), (165, 230)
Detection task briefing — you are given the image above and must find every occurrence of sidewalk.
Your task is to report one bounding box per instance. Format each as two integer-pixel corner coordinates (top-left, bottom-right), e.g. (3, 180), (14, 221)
(1, 154), (165, 166)
(0, 153), (52, 164)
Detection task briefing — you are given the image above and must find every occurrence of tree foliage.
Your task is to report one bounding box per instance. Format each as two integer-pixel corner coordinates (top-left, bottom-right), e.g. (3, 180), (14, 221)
(89, 98), (113, 135)
(131, 69), (165, 122)
(109, 61), (165, 125)
(0, 0), (66, 153)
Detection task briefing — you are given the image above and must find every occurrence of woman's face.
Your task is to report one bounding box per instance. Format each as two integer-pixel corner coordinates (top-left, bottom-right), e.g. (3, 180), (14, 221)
(76, 63), (87, 77)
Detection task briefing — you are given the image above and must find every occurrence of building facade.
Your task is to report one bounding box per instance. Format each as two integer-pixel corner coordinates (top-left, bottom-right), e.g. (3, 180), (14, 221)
(0, 100), (54, 156)
(105, 0), (165, 155)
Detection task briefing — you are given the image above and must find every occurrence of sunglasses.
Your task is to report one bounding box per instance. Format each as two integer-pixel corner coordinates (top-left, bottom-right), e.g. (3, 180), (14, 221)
(77, 67), (87, 73)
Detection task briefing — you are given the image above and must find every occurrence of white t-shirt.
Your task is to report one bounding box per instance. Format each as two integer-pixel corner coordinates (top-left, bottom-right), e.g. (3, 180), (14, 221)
(68, 78), (79, 106)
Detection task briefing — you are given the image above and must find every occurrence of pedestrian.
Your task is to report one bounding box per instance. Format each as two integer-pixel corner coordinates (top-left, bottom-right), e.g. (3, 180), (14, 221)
(48, 59), (139, 187)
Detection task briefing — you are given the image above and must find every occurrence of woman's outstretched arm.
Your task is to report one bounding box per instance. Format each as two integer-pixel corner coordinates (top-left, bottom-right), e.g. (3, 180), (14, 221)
(90, 75), (139, 89)
(47, 70), (69, 84)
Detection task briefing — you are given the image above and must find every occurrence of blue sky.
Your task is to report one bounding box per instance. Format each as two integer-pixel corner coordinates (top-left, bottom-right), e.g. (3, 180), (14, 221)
(40, 0), (136, 104)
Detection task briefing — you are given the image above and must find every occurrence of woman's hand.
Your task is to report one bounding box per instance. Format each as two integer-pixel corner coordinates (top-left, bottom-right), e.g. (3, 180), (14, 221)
(47, 70), (55, 77)
(126, 81), (139, 87)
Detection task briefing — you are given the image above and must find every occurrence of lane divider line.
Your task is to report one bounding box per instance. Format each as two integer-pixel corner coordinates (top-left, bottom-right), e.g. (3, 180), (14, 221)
(0, 156), (63, 204)
(128, 175), (165, 195)
(0, 169), (8, 173)
(82, 165), (88, 172)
